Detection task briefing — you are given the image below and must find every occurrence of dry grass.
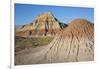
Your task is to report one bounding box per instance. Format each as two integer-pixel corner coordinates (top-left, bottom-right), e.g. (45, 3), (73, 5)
(15, 36), (54, 52)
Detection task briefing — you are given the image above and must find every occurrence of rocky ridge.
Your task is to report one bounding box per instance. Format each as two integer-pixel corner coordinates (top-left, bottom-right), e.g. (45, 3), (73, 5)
(16, 12), (67, 37)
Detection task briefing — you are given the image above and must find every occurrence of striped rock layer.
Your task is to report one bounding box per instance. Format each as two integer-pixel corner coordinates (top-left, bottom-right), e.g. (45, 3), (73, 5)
(16, 12), (67, 37)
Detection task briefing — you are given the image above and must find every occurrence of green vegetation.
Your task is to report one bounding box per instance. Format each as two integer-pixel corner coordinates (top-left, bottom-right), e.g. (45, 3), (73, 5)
(15, 36), (54, 52)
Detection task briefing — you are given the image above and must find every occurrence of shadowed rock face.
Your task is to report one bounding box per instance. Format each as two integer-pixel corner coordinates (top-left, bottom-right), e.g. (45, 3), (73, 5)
(16, 12), (67, 37)
(45, 19), (94, 63)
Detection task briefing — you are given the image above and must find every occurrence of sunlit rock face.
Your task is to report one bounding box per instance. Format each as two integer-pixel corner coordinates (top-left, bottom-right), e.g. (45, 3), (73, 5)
(16, 12), (67, 37)
(45, 19), (94, 63)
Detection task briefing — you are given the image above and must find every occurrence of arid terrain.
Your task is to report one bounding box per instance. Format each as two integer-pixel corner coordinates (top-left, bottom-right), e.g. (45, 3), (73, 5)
(15, 12), (94, 65)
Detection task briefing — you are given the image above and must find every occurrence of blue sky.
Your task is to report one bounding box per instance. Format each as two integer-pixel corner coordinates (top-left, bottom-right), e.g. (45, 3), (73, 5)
(15, 3), (94, 25)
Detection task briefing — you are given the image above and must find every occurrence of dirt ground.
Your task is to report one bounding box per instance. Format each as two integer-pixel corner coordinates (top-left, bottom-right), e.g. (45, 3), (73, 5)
(15, 45), (49, 65)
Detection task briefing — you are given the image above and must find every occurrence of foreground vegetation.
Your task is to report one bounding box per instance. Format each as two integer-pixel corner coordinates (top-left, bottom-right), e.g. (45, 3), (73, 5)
(15, 36), (54, 52)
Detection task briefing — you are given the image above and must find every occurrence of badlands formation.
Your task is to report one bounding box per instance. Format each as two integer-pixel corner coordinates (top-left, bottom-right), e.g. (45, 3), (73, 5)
(46, 19), (94, 63)
(15, 19), (94, 65)
(16, 12), (67, 37)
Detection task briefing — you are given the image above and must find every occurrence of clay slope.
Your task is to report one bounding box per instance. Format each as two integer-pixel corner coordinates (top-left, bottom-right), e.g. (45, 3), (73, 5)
(46, 19), (94, 62)
(16, 12), (67, 37)
(15, 19), (94, 64)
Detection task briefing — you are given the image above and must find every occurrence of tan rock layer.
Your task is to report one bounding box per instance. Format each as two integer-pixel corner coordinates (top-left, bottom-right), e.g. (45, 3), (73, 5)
(16, 29), (62, 37)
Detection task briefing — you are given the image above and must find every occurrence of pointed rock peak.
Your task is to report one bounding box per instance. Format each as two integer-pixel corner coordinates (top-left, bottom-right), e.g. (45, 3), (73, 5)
(44, 12), (53, 15)
(35, 12), (54, 19)
(16, 12), (67, 37)
(41, 12), (53, 16)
